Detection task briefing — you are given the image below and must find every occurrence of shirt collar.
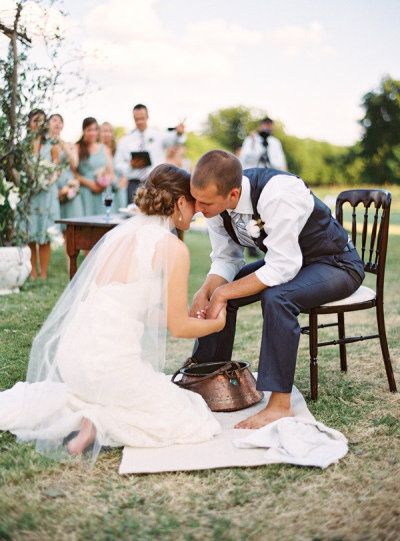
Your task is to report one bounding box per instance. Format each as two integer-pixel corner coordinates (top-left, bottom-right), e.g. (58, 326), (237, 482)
(229, 176), (253, 215)
(131, 128), (148, 135)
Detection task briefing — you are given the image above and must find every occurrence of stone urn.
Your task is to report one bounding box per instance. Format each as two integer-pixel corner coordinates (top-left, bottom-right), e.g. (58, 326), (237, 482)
(0, 246), (31, 295)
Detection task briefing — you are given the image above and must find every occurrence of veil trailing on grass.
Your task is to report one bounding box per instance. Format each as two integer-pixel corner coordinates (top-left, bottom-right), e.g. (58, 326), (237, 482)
(1, 213), (177, 462)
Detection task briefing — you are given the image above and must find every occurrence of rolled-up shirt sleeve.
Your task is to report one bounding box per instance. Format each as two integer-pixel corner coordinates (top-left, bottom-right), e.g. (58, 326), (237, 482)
(254, 175), (314, 287)
(162, 131), (187, 148)
(207, 215), (246, 282)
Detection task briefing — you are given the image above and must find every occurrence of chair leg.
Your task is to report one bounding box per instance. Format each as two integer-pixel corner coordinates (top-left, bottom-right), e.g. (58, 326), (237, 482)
(338, 312), (347, 372)
(376, 302), (397, 392)
(309, 311), (318, 400)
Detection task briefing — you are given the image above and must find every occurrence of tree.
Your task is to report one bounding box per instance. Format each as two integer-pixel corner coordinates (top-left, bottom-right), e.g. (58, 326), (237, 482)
(204, 106), (267, 152)
(359, 76), (400, 184)
(0, 0), (88, 245)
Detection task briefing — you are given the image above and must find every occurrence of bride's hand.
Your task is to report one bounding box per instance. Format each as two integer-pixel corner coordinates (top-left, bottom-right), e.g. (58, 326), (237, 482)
(190, 288), (209, 318)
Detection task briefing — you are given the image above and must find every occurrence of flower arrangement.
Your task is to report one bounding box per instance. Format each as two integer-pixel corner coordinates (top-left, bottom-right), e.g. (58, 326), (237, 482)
(0, 178), (21, 212)
(59, 178), (80, 202)
(0, 155), (65, 246)
(34, 159), (63, 192)
(245, 218), (266, 238)
(95, 168), (112, 188)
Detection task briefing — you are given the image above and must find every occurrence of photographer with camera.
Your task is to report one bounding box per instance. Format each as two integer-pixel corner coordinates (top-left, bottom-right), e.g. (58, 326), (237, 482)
(240, 117), (287, 171)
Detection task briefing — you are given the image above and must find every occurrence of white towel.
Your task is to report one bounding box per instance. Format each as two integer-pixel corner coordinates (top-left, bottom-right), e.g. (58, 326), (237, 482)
(234, 416), (348, 469)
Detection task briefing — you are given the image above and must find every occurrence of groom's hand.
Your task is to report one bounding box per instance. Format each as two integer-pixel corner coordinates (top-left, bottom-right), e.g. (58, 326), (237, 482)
(207, 287), (228, 320)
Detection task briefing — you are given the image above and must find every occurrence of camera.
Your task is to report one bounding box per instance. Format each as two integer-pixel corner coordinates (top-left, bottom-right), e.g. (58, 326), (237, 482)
(258, 129), (271, 147)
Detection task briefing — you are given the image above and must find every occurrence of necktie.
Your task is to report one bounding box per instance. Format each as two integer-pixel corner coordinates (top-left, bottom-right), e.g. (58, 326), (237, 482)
(230, 212), (255, 247)
(137, 132), (147, 181)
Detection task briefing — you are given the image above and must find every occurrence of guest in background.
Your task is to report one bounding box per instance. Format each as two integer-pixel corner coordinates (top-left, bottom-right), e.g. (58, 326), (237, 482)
(240, 117), (287, 170)
(27, 109), (60, 280)
(99, 121), (127, 210)
(46, 114), (84, 234)
(165, 145), (191, 172)
(73, 117), (114, 216)
(114, 103), (186, 204)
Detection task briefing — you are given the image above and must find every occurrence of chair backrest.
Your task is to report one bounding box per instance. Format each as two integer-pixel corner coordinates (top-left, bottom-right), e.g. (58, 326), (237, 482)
(335, 189), (391, 293)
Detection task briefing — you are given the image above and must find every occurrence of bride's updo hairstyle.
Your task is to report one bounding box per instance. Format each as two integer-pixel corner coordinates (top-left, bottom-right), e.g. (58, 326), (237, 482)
(135, 164), (193, 216)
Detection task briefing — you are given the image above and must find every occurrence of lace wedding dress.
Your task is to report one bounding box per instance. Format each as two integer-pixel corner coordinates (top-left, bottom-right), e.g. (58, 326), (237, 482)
(0, 214), (220, 460)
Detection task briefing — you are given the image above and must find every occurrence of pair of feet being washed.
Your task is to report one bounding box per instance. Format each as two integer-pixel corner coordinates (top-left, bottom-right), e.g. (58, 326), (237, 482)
(67, 392), (293, 456)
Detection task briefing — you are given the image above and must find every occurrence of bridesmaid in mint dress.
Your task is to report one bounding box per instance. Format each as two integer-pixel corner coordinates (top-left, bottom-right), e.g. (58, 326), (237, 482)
(99, 121), (128, 211)
(45, 114), (84, 230)
(74, 117), (114, 216)
(27, 109), (60, 280)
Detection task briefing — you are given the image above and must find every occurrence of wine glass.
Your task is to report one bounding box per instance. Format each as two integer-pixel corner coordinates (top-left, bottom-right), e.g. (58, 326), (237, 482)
(102, 189), (114, 222)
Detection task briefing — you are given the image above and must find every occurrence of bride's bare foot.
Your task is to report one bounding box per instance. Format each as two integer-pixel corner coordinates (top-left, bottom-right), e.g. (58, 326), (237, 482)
(235, 391), (293, 429)
(67, 418), (96, 456)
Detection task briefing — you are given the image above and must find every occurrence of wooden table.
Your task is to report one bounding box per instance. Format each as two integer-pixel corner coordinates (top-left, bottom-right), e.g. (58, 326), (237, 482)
(56, 214), (128, 279)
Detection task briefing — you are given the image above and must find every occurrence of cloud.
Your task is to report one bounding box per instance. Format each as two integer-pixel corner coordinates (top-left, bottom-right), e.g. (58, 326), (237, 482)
(2, 0), (353, 145)
(267, 21), (334, 57)
(80, 0), (262, 84)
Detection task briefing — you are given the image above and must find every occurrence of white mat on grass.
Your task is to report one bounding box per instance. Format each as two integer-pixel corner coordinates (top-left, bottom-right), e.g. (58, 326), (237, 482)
(119, 384), (347, 475)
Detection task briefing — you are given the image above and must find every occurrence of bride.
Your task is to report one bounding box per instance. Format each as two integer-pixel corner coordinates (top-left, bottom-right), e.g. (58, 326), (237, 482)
(0, 164), (225, 460)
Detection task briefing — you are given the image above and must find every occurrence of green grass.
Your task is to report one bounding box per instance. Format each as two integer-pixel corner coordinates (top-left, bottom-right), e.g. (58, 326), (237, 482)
(0, 187), (399, 540)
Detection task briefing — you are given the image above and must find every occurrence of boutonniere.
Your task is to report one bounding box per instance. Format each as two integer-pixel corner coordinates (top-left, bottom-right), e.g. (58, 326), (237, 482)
(246, 218), (265, 238)
(147, 137), (154, 144)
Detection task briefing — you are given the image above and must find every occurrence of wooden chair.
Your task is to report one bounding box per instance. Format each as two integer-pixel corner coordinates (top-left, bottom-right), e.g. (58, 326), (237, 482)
(301, 189), (397, 400)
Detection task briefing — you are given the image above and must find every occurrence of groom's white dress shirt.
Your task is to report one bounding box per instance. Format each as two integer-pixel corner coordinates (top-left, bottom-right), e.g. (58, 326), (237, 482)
(206, 174), (314, 287)
(114, 128), (186, 180)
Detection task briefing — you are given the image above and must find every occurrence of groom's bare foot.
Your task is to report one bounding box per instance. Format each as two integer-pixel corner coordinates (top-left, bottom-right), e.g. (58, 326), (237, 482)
(67, 418), (96, 455)
(235, 391), (293, 429)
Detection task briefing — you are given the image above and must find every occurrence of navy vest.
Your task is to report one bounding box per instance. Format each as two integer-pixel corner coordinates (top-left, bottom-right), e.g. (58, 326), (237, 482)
(220, 168), (348, 265)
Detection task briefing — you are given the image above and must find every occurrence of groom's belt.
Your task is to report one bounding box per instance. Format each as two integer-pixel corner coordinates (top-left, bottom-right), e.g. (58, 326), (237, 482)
(343, 240), (355, 252)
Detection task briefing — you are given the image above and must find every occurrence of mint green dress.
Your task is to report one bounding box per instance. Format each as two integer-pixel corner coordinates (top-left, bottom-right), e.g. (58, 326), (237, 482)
(27, 141), (60, 244)
(78, 145), (107, 216)
(111, 157), (128, 212)
(57, 153), (84, 231)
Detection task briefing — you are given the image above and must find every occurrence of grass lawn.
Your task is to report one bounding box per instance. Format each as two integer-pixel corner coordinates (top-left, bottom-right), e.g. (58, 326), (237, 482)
(0, 187), (399, 540)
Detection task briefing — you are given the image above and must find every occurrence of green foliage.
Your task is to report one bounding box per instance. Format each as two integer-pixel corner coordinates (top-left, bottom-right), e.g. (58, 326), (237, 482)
(201, 106), (354, 185)
(359, 76), (400, 184)
(113, 126), (127, 141)
(0, 1), (88, 246)
(204, 106), (266, 152)
(185, 132), (229, 165)
(200, 81), (400, 186)
(279, 130), (351, 186)
(0, 205), (400, 539)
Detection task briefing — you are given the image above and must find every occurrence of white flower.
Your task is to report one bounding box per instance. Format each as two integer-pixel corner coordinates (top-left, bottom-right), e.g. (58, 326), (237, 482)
(3, 180), (14, 191)
(0, 194), (5, 206)
(8, 189), (20, 210)
(46, 225), (59, 237)
(47, 225), (64, 249)
(246, 219), (261, 238)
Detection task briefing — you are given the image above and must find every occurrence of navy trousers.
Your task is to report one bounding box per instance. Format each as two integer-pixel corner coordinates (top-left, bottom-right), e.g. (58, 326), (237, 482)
(193, 250), (364, 393)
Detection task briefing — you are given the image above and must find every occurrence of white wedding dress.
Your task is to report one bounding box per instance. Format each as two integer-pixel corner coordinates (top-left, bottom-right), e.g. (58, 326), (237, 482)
(0, 214), (220, 458)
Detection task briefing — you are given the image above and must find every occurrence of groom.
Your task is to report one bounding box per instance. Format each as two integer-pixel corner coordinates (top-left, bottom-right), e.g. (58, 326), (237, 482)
(189, 150), (365, 429)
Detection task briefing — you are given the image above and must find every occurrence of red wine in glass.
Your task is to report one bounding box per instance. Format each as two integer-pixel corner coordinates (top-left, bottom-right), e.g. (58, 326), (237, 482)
(103, 192), (114, 222)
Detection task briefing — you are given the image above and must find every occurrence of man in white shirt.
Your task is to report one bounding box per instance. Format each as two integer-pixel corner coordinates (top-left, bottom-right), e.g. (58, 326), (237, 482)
(114, 104), (186, 203)
(189, 150), (364, 429)
(240, 117), (287, 170)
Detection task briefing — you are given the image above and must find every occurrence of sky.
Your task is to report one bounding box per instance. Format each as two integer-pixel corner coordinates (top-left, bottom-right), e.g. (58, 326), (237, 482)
(1, 0), (399, 145)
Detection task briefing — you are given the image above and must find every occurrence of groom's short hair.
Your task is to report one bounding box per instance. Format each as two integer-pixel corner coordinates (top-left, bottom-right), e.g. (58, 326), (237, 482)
(191, 150), (242, 196)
